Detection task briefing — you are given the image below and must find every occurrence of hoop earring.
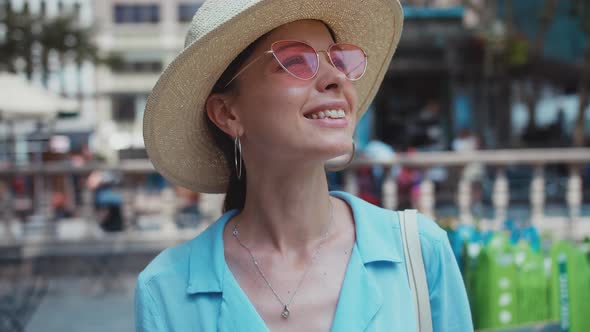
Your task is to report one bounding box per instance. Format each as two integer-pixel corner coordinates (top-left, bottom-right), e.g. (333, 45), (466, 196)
(234, 136), (243, 180)
(325, 142), (356, 172)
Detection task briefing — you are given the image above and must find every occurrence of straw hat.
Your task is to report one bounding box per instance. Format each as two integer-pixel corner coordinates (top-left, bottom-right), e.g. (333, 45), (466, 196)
(143, 0), (404, 193)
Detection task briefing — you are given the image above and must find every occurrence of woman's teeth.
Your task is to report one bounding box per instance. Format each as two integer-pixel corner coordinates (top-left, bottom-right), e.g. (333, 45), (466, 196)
(307, 109), (346, 120)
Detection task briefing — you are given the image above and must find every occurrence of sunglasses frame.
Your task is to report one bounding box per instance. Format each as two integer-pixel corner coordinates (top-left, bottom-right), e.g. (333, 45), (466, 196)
(224, 39), (368, 88)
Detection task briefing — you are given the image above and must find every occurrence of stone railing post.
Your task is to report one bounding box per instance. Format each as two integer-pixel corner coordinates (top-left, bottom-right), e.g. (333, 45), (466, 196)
(492, 167), (509, 230)
(199, 193), (225, 224)
(566, 166), (582, 238)
(418, 171), (435, 218)
(160, 187), (178, 234)
(121, 187), (137, 233)
(344, 169), (358, 196)
(198, 193), (213, 223)
(457, 170), (473, 225)
(530, 165), (545, 229)
(382, 168), (397, 210)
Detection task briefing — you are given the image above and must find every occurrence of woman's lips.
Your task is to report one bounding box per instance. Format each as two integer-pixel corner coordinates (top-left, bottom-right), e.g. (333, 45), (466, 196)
(305, 116), (349, 128)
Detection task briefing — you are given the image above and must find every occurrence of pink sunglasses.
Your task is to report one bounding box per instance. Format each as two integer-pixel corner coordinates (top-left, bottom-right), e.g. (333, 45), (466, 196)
(225, 39), (368, 87)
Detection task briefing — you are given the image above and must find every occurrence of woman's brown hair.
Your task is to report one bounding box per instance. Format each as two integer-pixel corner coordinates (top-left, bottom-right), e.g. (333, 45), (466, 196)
(204, 35), (264, 213)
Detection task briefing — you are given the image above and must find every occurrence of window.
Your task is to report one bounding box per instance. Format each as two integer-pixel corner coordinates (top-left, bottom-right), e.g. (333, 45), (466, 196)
(137, 61), (163, 73)
(112, 95), (137, 122)
(112, 60), (163, 74)
(114, 4), (160, 24)
(178, 3), (201, 22)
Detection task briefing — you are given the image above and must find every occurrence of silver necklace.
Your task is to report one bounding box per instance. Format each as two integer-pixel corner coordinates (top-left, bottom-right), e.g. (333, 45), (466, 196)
(232, 200), (334, 319)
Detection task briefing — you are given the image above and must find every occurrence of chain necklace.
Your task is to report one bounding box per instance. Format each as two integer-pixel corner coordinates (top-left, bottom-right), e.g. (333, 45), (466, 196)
(232, 200), (334, 319)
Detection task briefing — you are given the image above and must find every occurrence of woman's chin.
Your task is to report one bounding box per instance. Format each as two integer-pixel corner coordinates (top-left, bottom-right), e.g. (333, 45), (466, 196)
(324, 154), (349, 166)
(286, 139), (353, 163)
(321, 144), (354, 164)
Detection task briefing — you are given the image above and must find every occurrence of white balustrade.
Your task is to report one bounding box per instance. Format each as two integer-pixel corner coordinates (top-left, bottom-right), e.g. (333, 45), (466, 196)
(2, 148), (590, 243)
(199, 193), (225, 223)
(492, 168), (509, 230)
(382, 170), (398, 210)
(567, 167), (582, 237)
(344, 169), (359, 196)
(457, 175), (473, 225)
(121, 188), (137, 233)
(160, 187), (178, 234)
(530, 166), (545, 228)
(418, 175), (436, 218)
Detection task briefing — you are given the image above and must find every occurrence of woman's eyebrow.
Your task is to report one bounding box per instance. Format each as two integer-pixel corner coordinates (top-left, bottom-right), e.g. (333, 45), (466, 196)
(272, 41), (307, 52)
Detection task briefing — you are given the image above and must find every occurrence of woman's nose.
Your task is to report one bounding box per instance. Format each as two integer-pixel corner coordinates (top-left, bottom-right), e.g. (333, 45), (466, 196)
(315, 51), (346, 92)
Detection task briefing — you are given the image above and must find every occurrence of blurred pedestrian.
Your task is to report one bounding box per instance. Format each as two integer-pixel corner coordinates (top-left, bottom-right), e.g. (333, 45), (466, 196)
(87, 170), (123, 232)
(416, 100), (445, 151)
(361, 139), (400, 201)
(173, 185), (202, 229)
(136, 1), (472, 331)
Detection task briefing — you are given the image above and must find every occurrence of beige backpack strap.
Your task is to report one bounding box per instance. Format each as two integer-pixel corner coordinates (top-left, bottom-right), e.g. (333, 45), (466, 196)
(398, 209), (433, 332)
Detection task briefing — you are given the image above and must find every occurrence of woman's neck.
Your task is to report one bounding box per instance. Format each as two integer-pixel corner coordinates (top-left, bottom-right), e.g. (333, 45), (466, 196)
(235, 161), (334, 255)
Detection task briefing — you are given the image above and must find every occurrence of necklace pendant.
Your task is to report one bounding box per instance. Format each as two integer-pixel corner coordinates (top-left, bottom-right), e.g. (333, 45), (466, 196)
(281, 305), (290, 319)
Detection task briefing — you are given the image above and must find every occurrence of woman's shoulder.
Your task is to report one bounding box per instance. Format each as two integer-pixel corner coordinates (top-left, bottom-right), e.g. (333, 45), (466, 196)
(137, 238), (194, 289)
(137, 216), (226, 286)
(414, 212), (448, 245)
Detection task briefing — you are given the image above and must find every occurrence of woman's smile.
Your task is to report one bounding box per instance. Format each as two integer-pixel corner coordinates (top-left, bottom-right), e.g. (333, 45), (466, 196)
(302, 101), (352, 129)
(304, 113), (349, 128)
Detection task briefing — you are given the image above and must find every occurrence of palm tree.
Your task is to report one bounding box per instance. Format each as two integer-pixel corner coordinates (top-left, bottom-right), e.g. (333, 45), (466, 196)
(1, 1), (120, 99)
(0, 1), (36, 79)
(38, 10), (122, 99)
(0, 1), (18, 72)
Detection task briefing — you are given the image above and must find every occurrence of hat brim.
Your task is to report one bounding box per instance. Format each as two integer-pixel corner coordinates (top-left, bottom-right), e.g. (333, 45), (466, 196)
(143, 0), (403, 193)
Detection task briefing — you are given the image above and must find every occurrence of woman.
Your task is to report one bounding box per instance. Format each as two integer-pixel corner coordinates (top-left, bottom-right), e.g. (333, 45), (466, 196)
(136, 0), (473, 331)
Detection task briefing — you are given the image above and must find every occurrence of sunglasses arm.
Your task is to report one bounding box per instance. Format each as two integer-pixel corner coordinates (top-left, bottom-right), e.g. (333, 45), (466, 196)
(224, 50), (273, 88)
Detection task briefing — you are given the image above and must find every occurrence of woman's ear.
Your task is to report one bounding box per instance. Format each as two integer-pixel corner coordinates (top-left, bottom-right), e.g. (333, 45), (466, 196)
(205, 93), (243, 137)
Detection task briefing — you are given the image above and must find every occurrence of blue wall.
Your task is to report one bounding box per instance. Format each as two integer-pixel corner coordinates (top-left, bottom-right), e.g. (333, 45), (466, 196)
(498, 0), (587, 63)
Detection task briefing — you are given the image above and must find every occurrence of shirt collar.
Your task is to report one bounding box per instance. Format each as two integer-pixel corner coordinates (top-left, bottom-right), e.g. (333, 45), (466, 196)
(186, 209), (238, 295)
(330, 191), (404, 264)
(186, 191), (403, 295)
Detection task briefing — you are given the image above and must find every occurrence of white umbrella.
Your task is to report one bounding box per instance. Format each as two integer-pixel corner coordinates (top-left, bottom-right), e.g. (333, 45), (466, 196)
(0, 72), (78, 120)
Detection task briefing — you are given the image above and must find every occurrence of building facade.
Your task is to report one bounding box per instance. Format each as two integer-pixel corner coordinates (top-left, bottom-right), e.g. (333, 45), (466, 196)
(92, 0), (203, 162)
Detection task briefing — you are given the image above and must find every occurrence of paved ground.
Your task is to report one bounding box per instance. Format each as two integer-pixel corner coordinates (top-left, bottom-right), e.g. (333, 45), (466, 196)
(26, 275), (138, 332)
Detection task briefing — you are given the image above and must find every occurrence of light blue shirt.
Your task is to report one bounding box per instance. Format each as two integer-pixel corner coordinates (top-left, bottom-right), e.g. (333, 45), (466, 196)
(135, 191), (473, 331)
